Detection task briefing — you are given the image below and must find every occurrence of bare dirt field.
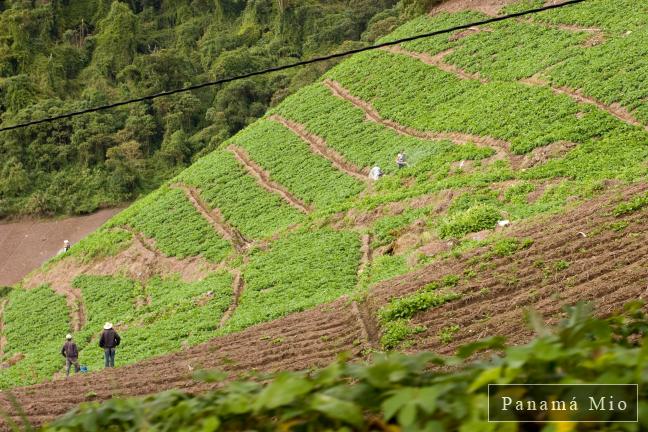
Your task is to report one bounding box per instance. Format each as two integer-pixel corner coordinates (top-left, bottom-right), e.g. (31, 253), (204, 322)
(430, 0), (520, 16)
(0, 209), (122, 286)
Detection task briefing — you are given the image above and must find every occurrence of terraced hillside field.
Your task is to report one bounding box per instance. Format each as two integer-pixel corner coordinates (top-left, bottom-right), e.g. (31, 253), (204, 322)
(1, 0), (648, 426)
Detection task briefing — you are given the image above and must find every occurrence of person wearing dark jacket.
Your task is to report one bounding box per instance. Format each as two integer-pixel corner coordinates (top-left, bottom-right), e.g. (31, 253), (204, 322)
(61, 334), (80, 377)
(99, 322), (121, 368)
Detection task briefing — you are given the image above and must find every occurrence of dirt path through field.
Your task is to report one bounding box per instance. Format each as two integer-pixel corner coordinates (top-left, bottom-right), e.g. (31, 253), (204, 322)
(324, 79), (510, 159)
(227, 145), (312, 213)
(268, 115), (369, 181)
(0, 208), (122, 286)
(172, 184), (251, 254)
(220, 271), (244, 327)
(430, 0), (518, 16)
(50, 280), (86, 332)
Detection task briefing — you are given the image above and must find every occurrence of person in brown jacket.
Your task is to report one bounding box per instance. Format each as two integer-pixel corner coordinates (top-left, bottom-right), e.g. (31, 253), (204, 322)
(99, 322), (121, 368)
(61, 334), (80, 377)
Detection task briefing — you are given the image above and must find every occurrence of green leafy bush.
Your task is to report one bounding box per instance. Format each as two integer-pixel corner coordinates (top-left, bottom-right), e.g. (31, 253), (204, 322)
(437, 204), (501, 239)
(379, 290), (461, 324)
(380, 319), (426, 349)
(490, 237), (534, 257)
(613, 192), (648, 217)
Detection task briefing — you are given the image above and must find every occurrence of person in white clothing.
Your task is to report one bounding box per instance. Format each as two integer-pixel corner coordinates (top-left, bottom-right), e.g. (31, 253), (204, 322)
(368, 165), (383, 181)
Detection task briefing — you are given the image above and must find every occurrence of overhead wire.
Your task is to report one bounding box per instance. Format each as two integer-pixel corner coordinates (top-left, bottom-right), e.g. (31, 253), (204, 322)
(0, 0), (587, 133)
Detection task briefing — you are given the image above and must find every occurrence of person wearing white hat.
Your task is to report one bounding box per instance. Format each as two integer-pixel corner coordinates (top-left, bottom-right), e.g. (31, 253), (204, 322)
(61, 334), (80, 376)
(99, 322), (121, 368)
(63, 240), (71, 252)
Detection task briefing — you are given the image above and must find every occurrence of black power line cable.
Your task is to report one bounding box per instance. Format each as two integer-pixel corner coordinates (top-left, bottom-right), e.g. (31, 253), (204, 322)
(0, 0), (586, 133)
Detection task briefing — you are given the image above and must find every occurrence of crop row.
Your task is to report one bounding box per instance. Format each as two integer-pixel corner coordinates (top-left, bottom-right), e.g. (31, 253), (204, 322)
(222, 229), (361, 333)
(106, 186), (232, 262)
(325, 49), (616, 154)
(510, 0), (648, 32)
(273, 84), (492, 176)
(76, 272), (233, 370)
(177, 150), (305, 239)
(547, 28), (648, 124)
(445, 20), (587, 81)
(230, 119), (365, 209)
(394, 3), (648, 126)
(0, 286), (70, 388)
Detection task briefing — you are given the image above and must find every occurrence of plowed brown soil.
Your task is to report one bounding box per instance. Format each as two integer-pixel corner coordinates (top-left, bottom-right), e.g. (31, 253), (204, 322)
(2, 184), (647, 428)
(219, 270), (244, 327)
(430, 0), (518, 16)
(227, 145), (312, 213)
(0, 208), (122, 286)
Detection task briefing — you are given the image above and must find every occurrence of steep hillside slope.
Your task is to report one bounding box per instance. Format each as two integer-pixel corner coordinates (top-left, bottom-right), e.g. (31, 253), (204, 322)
(2, 182), (647, 428)
(1, 0), (647, 419)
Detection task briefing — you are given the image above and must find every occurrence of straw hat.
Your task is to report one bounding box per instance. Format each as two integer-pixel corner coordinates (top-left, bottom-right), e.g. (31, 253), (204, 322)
(103, 322), (113, 330)
(64, 240), (70, 244)
(66, 334), (72, 340)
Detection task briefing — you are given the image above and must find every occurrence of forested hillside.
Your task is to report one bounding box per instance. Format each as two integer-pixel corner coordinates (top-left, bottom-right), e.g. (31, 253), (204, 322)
(0, 0), (434, 218)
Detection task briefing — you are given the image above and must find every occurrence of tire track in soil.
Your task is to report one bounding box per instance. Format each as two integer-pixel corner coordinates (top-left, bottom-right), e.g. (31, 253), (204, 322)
(268, 114), (369, 182)
(220, 271), (244, 327)
(227, 145), (312, 214)
(385, 44), (647, 132)
(323, 79), (511, 161)
(172, 183), (252, 254)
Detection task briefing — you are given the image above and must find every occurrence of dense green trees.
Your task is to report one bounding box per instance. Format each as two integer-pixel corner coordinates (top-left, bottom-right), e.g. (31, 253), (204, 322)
(0, 0), (431, 218)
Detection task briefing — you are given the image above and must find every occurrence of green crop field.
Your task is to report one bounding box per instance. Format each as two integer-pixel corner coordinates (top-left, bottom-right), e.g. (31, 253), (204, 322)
(177, 150), (305, 239)
(230, 119), (366, 209)
(3, 0), (648, 401)
(106, 186), (232, 262)
(0, 286), (69, 387)
(272, 84), (493, 176)
(224, 229), (361, 333)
